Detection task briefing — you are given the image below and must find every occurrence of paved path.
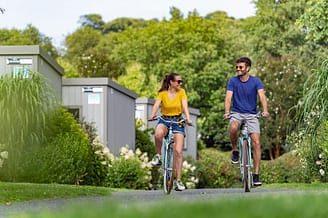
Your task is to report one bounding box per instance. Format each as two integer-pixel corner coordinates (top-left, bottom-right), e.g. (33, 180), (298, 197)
(0, 188), (308, 217)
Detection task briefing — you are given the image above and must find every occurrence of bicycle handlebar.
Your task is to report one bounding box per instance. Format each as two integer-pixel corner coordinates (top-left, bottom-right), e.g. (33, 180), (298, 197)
(226, 111), (268, 120)
(149, 115), (186, 124)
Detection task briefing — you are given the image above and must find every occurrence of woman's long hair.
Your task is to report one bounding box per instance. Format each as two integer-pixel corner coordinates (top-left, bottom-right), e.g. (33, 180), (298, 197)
(158, 72), (180, 92)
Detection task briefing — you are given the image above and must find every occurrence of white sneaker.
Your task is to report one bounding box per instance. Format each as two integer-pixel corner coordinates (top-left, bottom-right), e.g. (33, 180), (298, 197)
(151, 154), (162, 166)
(175, 180), (185, 191)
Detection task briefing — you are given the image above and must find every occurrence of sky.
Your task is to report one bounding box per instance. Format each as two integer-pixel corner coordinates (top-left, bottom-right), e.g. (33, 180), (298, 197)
(0, 0), (256, 47)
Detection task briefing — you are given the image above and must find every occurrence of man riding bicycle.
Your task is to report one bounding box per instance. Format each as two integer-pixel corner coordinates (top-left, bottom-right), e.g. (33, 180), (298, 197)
(223, 57), (269, 186)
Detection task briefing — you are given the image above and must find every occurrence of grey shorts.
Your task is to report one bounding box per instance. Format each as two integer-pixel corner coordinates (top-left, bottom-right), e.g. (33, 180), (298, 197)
(229, 112), (260, 134)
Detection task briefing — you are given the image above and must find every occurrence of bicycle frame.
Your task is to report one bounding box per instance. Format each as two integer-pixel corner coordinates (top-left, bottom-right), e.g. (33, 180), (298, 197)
(238, 122), (253, 192)
(162, 122), (174, 194)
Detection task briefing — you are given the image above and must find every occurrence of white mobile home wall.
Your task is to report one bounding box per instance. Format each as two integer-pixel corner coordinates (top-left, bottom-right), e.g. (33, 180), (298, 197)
(62, 78), (138, 155)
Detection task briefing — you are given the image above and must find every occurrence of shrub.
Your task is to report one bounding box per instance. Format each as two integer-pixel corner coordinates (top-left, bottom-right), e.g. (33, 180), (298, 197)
(19, 133), (90, 184)
(195, 149), (239, 188)
(106, 146), (152, 189)
(135, 119), (155, 158)
(181, 158), (199, 189)
(261, 151), (307, 183)
(84, 136), (114, 186)
(17, 108), (92, 185)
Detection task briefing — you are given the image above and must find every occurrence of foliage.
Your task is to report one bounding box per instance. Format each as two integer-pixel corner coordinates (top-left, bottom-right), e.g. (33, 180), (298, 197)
(292, 59), (328, 181)
(79, 14), (105, 31)
(135, 118), (156, 158)
(181, 159), (199, 189)
(102, 17), (151, 34)
(295, 59), (328, 136)
(0, 25), (58, 58)
(195, 149), (239, 188)
(16, 108), (91, 185)
(244, 0), (315, 159)
(315, 121), (328, 182)
(261, 151), (308, 183)
(106, 146), (152, 189)
(0, 73), (57, 181)
(18, 133), (90, 184)
(297, 0), (328, 45)
(85, 136), (114, 186)
(115, 63), (158, 98)
(64, 26), (102, 62)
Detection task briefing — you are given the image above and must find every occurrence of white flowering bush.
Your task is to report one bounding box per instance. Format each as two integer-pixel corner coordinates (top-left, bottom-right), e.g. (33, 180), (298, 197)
(153, 159), (199, 190)
(106, 145), (153, 189)
(182, 160), (199, 189)
(84, 136), (115, 186)
(313, 121), (328, 181)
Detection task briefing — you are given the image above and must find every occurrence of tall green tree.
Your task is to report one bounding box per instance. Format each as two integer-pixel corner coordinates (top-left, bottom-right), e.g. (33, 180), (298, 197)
(79, 14), (105, 31)
(243, 0), (312, 159)
(297, 0), (328, 45)
(0, 25), (58, 58)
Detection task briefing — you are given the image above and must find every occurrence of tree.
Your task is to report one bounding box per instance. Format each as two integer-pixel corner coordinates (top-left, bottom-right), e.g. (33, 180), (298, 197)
(64, 26), (101, 62)
(102, 18), (151, 34)
(0, 25), (58, 58)
(169, 6), (184, 20)
(243, 0), (312, 159)
(297, 0), (328, 45)
(79, 14), (105, 31)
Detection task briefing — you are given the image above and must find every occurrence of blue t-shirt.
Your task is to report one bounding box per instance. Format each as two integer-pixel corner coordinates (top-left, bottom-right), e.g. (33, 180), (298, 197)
(226, 75), (264, 114)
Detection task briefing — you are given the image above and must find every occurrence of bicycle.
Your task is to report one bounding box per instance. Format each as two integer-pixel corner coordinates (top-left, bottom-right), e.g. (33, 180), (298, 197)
(229, 112), (262, 192)
(150, 116), (186, 194)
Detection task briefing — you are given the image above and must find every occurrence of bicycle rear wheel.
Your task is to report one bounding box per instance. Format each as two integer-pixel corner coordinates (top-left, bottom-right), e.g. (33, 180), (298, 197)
(242, 139), (252, 192)
(163, 143), (174, 194)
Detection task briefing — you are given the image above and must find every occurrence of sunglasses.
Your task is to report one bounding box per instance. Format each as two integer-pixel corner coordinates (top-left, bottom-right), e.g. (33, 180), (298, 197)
(236, 65), (245, 70)
(175, 80), (183, 84)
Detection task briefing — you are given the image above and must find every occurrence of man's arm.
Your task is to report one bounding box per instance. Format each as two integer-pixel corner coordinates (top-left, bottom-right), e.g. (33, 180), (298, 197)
(258, 89), (269, 116)
(223, 90), (233, 119)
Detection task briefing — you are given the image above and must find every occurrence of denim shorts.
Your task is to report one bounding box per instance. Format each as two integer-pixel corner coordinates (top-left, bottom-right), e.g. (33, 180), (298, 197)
(157, 116), (185, 136)
(229, 112), (260, 134)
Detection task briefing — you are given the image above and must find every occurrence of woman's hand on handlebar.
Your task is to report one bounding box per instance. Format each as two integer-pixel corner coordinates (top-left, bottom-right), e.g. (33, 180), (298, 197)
(148, 115), (156, 121)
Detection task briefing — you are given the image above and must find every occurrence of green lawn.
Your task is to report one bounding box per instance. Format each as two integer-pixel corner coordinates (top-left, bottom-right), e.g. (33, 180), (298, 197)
(0, 182), (112, 205)
(3, 182), (328, 218)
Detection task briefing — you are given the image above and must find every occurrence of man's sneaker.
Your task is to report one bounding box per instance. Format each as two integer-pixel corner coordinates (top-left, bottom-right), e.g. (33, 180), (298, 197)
(253, 174), (262, 186)
(231, 150), (239, 164)
(151, 154), (162, 166)
(175, 180), (185, 191)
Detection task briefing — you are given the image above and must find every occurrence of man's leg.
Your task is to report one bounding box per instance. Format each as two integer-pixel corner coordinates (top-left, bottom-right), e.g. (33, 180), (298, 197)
(230, 121), (239, 163)
(250, 133), (262, 186)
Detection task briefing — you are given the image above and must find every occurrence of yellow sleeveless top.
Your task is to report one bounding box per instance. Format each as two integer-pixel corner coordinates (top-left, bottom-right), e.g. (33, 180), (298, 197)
(156, 89), (187, 116)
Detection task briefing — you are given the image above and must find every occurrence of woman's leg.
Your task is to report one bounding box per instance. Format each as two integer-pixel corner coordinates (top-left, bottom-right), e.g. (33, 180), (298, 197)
(154, 124), (168, 155)
(173, 133), (185, 180)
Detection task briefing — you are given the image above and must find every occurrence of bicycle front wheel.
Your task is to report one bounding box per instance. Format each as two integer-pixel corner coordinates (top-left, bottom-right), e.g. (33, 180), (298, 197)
(242, 139), (252, 192)
(163, 143), (174, 194)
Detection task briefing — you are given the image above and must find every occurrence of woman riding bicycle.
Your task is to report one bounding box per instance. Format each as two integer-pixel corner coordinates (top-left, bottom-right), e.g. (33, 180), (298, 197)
(148, 72), (192, 191)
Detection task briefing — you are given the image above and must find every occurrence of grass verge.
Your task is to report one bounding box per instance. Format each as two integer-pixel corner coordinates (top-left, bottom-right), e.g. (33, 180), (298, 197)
(0, 182), (112, 205)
